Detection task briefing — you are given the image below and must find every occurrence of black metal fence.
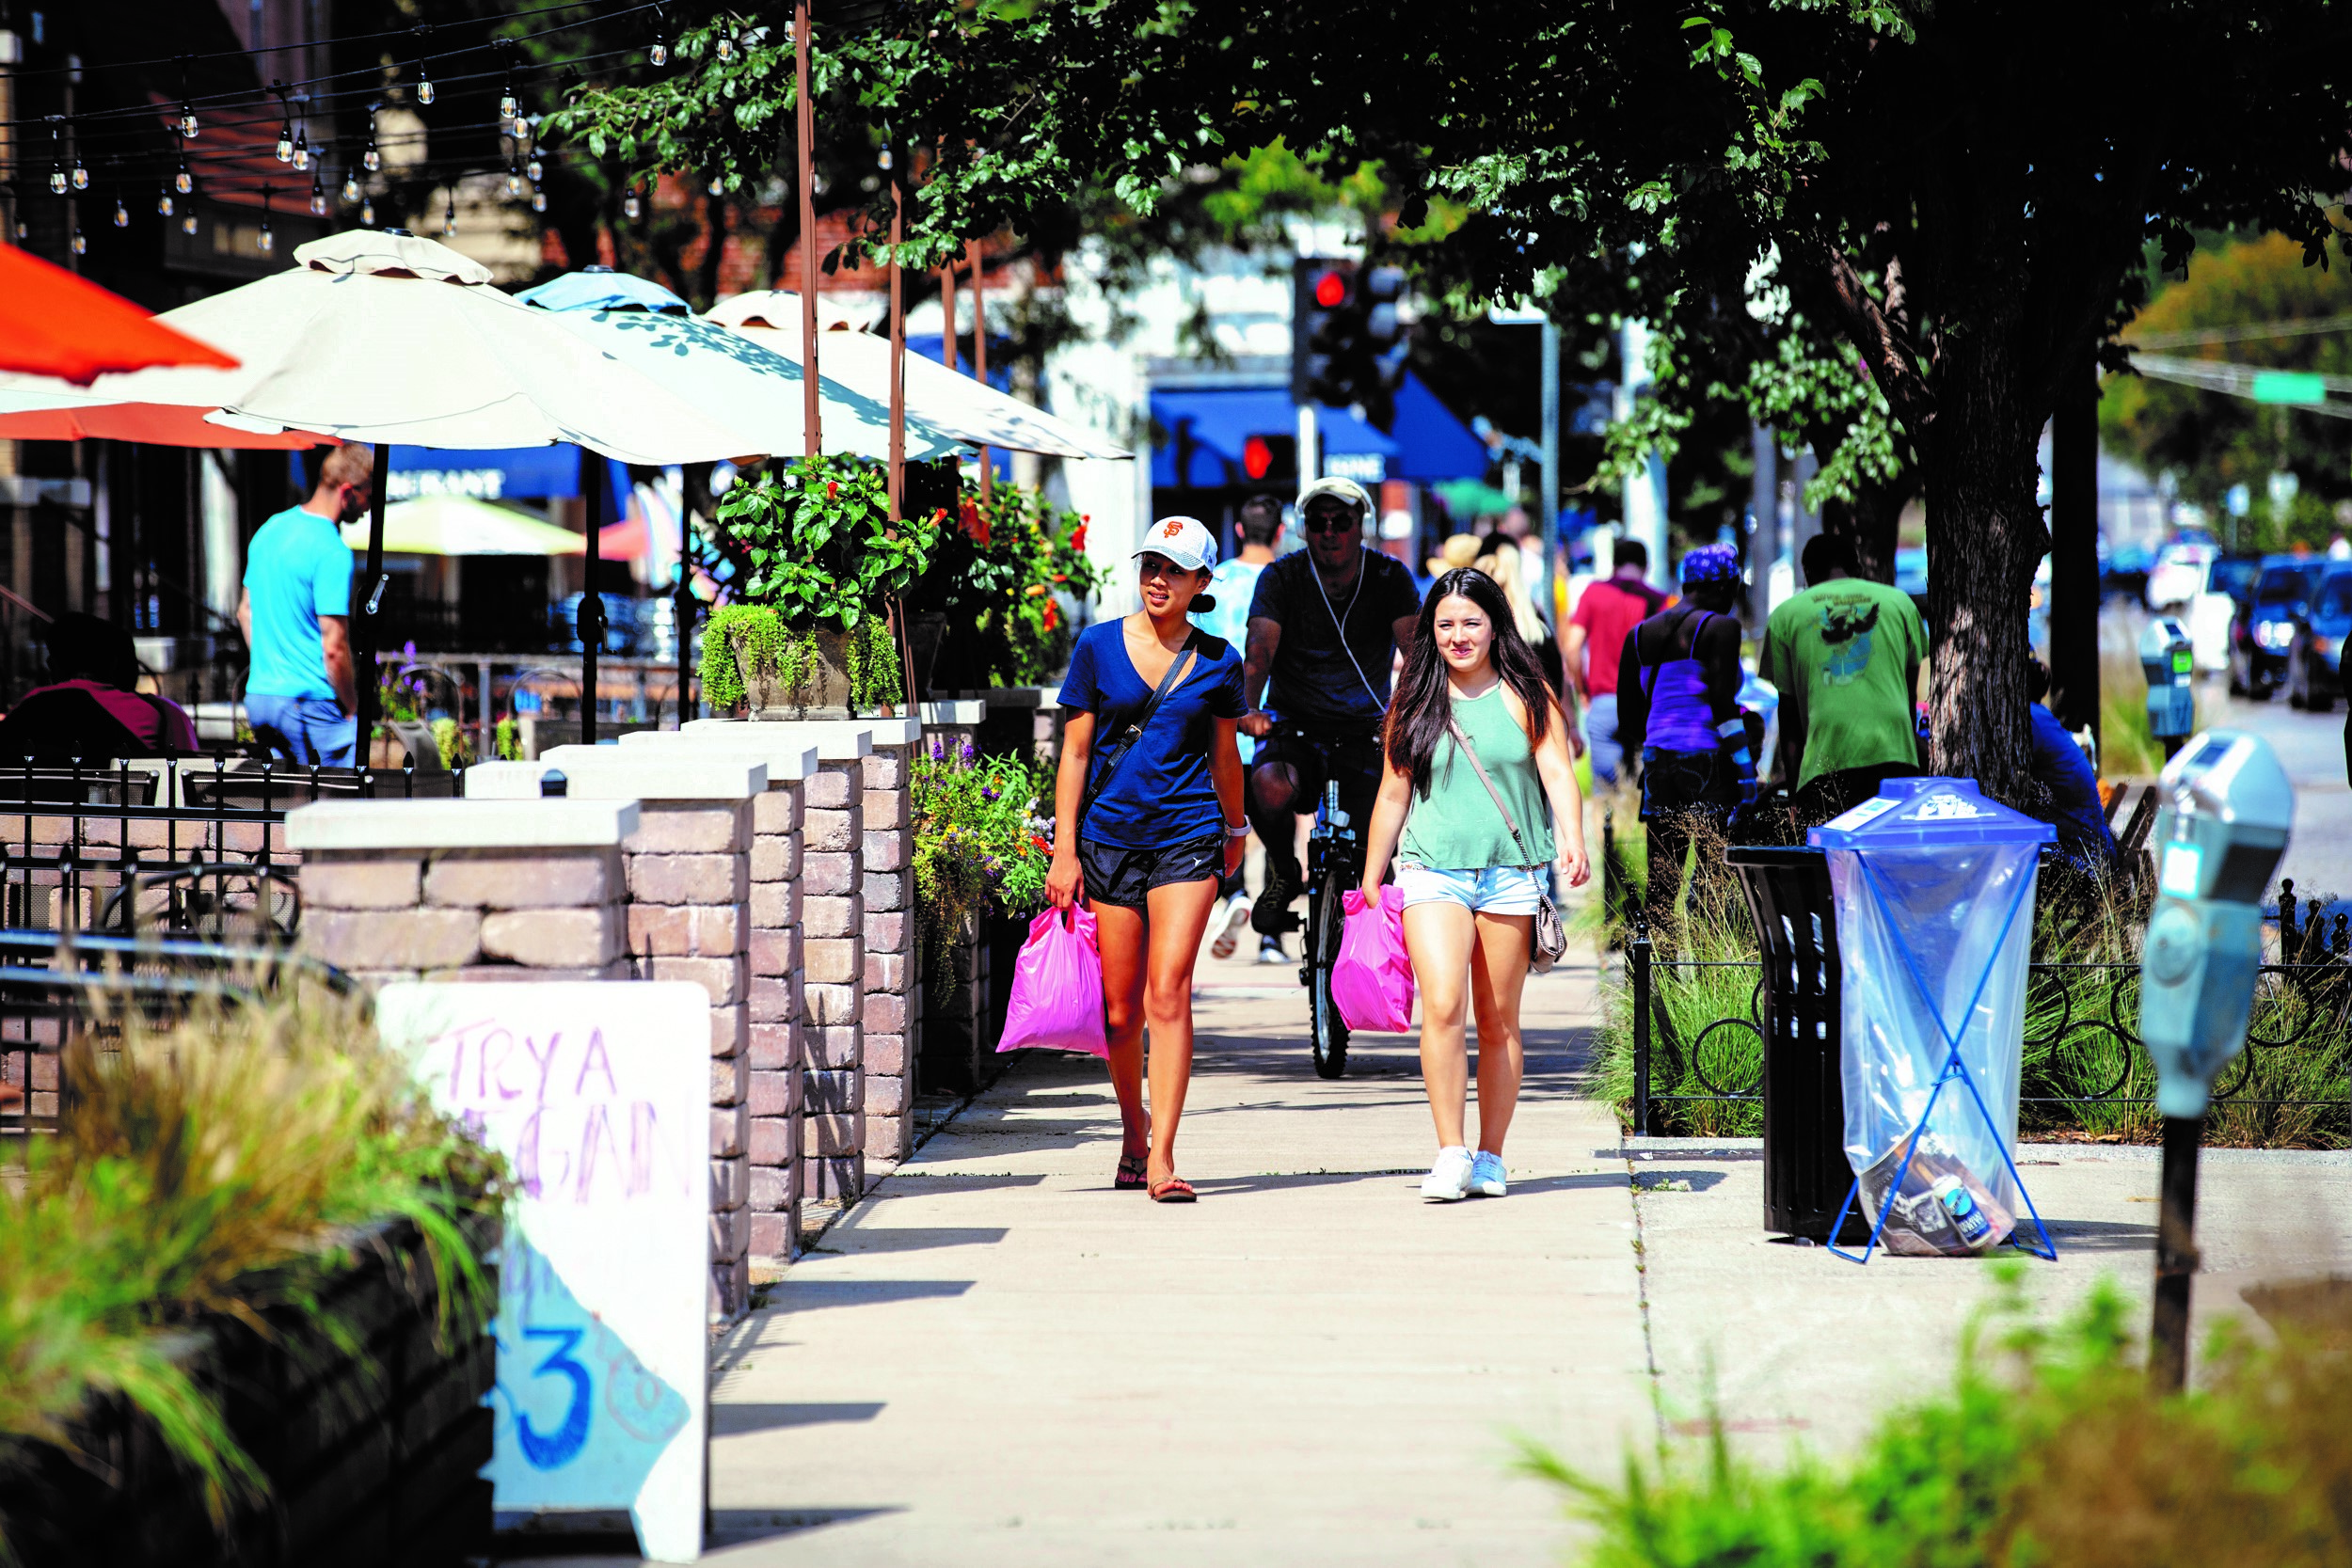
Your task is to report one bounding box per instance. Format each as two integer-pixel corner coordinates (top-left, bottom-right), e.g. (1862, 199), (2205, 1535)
(1623, 882), (2352, 1136)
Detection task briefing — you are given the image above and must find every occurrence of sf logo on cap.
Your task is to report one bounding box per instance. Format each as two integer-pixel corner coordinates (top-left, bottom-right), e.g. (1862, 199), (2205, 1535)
(1163, 519), (1184, 538)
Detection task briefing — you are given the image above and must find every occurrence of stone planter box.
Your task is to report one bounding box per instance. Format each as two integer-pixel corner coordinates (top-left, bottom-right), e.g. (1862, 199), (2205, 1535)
(916, 911), (992, 1098)
(0, 1212), (498, 1567)
(939, 686), (1067, 764)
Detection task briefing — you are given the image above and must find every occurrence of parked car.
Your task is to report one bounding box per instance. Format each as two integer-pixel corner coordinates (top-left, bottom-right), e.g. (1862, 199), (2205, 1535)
(2229, 556), (2328, 698)
(2101, 542), (2153, 603)
(2189, 553), (2264, 673)
(2285, 565), (2352, 712)
(2146, 537), (2217, 610)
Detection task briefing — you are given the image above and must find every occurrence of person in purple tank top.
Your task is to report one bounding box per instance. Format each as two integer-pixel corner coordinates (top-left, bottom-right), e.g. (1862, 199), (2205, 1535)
(1615, 545), (1756, 928)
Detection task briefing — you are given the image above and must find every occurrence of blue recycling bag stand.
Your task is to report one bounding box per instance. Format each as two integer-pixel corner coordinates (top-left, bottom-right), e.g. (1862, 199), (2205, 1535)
(1808, 779), (2059, 1264)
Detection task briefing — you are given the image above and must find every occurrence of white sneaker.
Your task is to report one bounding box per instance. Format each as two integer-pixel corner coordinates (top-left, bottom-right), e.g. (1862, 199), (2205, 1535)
(1210, 892), (1252, 959)
(1470, 1150), (1507, 1197)
(1421, 1147), (1474, 1202)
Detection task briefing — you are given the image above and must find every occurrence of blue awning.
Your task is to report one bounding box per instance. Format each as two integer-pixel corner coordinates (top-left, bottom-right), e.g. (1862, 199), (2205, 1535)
(379, 446), (584, 501)
(1149, 372), (1486, 488)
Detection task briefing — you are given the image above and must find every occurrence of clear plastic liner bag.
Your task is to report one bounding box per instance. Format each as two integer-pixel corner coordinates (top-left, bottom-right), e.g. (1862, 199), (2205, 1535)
(1814, 780), (2053, 1257)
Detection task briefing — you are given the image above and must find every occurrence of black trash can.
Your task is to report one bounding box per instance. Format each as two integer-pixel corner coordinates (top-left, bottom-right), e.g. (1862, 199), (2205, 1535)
(1724, 846), (1870, 1243)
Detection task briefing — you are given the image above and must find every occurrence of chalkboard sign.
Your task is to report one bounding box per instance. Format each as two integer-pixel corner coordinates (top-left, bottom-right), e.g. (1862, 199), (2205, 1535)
(377, 981), (712, 1563)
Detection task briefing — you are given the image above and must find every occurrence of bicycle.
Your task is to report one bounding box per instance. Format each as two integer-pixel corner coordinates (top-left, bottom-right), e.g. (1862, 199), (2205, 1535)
(1301, 776), (1359, 1079)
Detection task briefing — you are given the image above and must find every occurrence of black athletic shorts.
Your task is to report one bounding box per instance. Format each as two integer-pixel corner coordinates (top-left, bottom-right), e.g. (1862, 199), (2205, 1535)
(1078, 832), (1225, 910)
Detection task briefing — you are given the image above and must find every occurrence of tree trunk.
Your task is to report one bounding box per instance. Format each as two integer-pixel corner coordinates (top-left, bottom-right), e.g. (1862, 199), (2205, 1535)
(1919, 330), (2046, 798)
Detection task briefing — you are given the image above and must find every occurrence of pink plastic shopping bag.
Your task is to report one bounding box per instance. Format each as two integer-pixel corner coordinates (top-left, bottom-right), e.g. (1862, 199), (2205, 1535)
(1332, 885), (1415, 1034)
(997, 905), (1109, 1057)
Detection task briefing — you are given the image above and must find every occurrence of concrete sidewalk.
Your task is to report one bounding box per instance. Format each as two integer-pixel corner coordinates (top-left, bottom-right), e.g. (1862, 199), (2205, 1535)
(685, 957), (1644, 1565)
(498, 936), (2351, 1563)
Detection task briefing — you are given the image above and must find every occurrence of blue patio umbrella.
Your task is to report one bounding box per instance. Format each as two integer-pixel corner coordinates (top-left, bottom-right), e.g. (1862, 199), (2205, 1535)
(516, 265), (690, 316)
(519, 266), (693, 736)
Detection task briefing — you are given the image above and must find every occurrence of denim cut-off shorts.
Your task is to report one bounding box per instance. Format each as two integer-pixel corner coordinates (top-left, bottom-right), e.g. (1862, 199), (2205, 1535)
(1395, 863), (1546, 915)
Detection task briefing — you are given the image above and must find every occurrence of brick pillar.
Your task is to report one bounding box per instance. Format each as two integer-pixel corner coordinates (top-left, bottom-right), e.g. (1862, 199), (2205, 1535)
(857, 726), (921, 1173)
(464, 751), (765, 1319)
(620, 729), (818, 1259)
(286, 800), (639, 987)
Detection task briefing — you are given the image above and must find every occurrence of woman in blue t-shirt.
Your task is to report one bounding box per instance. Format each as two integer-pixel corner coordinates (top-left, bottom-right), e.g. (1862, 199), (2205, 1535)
(1048, 515), (1248, 1202)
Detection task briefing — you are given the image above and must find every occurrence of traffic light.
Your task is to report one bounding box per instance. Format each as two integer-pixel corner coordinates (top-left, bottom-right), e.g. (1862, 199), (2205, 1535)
(1293, 259), (1356, 407)
(1291, 258), (1412, 431)
(1241, 434), (1295, 483)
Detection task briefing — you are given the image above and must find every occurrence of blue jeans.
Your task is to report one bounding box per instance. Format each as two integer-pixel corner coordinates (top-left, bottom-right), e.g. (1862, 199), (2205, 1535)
(246, 692), (356, 767)
(1585, 693), (1624, 785)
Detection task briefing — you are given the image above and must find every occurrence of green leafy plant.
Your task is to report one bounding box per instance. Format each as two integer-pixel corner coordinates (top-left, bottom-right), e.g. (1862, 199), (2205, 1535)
(714, 455), (938, 633)
(910, 737), (1057, 969)
(492, 717), (521, 762)
(429, 717), (469, 769)
(700, 604), (800, 712)
(1528, 1268), (2352, 1568)
(0, 984), (501, 1551)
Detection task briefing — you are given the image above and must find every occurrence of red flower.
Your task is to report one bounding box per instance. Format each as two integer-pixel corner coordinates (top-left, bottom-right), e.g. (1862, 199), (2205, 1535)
(932, 506), (949, 528)
(1069, 522), (1089, 552)
(960, 499), (991, 547)
(1042, 600), (1059, 632)
(1030, 834), (1052, 856)
(826, 480), (839, 499)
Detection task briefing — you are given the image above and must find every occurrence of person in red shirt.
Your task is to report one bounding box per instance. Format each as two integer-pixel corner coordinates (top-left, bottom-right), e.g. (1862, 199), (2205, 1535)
(1560, 539), (1666, 784)
(0, 613), (199, 759)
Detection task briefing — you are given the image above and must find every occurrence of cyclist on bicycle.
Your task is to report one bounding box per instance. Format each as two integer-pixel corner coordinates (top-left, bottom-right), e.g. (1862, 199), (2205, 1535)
(1240, 476), (1423, 958)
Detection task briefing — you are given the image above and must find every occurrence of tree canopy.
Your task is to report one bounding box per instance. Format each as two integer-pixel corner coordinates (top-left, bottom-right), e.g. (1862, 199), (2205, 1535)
(554, 0), (2352, 788)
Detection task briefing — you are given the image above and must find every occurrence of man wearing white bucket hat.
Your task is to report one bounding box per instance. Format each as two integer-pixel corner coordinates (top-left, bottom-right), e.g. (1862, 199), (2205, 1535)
(1047, 515), (1249, 1202)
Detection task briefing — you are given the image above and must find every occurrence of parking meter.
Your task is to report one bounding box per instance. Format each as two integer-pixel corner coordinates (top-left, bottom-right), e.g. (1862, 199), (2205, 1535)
(2137, 728), (2293, 1390)
(2138, 618), (2196, 758)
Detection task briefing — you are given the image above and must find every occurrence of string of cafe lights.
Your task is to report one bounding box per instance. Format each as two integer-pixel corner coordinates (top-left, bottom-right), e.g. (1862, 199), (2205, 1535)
(0, 1), (779, 250)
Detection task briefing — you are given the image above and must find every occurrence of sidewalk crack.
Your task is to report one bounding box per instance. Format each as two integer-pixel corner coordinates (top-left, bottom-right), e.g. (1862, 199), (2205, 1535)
(1623, 1136), (1668, 1455)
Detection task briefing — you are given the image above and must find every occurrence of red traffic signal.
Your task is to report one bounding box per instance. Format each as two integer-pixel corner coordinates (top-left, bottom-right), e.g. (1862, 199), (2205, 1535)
(1313, 270), (1347, 309)
(1244, 435), (1275, 480)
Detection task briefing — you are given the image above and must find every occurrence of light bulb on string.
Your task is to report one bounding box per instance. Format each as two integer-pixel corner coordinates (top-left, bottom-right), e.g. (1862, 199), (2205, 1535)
(293, 129), (310, 171)
(70, 157), (87, 192)
(648, 8), (669, 68)
(72, 228), (87, 256)
(342, 168), (361, 203)
(716, 32), (735, 60)
(48, 166), (66, 197)
(275, 106), (294, 162)
(531, 189), (547, 213)
(442, 190), (455, 238)
(415, 61), (436, 106)
(47, 120), (65, 195)
(623, 186), (642, 221)
(361, 198), (375, 226)
(182, 212), (199, 236)
(310, 174), (326, 216)
(877, 146), (893, 172)
(507, 162), (525, 198)
(174, 160), (193, 197)
(179, 101), (199, 139)
(258, 187), (274, 253)
(500, 72), (518, 121)
(157, 182), (174, 216)
(527, 152), (543, 182)
(14, 218), (27, 241)
(113, 195), (128, 228)
(707, 174), (725, 197)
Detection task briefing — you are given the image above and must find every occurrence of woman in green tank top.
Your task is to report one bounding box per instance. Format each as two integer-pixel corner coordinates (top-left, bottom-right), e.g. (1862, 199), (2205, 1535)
(1360, 568), (1591, 1202)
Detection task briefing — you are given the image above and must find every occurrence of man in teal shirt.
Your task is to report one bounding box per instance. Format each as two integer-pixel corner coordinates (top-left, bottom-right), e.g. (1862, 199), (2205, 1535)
(239, 443), (369, 766)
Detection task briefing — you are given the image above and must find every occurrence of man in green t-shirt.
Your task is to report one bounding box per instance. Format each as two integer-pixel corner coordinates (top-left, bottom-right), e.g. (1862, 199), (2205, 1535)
(1760, 534), (1929, 821)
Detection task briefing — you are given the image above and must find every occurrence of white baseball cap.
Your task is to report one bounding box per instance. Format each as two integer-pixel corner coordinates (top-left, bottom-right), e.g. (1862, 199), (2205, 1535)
(1134, 514), (1219, 573)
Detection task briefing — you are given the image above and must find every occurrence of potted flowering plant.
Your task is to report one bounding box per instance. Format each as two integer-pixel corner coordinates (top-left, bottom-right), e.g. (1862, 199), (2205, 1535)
(908, 736), (1056, 971)
(701, 454), (942, 717)
(903, 480), (1100, 692)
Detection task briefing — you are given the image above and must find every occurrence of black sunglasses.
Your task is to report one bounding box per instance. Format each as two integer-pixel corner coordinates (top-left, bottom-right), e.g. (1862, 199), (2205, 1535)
(1301, 508), (1360, 534)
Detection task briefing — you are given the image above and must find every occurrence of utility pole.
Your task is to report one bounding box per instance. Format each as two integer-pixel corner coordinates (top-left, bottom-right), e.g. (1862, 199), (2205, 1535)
(794, 0), (818, 458)
(1748, 422), (1777, 627)
(1616, 319), (1669, 593)
(1539, 316), (1561, 620)
(2050, 354), (2101, 744)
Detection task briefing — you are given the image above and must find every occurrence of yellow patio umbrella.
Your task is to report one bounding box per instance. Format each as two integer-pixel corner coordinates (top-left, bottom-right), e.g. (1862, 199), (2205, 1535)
(344, 495), (587, 557)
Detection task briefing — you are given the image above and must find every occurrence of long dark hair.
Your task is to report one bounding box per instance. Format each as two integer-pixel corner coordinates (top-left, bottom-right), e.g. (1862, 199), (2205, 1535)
(1384, 567), (1554, 797)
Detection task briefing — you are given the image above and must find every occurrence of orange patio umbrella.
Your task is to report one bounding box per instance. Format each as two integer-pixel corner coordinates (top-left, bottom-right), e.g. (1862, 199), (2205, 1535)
(0, 243), (239, 384)
(0, 395), (324, 448)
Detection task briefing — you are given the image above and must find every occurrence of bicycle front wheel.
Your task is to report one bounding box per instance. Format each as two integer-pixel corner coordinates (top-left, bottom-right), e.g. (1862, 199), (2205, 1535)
(1307, 868), (1351, 1079)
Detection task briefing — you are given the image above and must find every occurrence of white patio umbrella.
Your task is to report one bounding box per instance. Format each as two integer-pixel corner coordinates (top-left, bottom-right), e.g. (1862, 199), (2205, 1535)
(344, 496), (589, 557)
(707, 291), (1131, 461)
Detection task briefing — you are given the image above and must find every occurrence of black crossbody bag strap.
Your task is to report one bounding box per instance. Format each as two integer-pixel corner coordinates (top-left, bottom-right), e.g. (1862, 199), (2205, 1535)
(1075, 631), (1201, 838)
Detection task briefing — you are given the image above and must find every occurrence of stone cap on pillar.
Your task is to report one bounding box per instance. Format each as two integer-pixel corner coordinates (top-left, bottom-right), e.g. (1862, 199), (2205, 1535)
(286, 798), (639, 850)
(465, 753), (766, 802)
(621, 728), (826, 776)
(940, 686), (1057, 708)
(686, 715), (919, 751)
(917, 700), (986, 726)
